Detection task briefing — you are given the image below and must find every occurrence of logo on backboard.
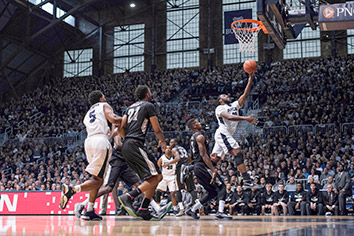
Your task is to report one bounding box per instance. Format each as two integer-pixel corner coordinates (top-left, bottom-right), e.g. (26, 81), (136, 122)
(323, 7), (335, 18)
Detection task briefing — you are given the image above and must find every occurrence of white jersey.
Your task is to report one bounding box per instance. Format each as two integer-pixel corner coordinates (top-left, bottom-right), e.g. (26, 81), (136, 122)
(83, 102), (110, 138)
(161, 154), (176, 179)
(215, 101), (240, 135)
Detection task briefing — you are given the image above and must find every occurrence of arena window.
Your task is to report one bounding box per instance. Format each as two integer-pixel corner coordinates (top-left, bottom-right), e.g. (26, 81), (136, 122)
(113, 24), (145, 73)
(63, 49), (93, 77)
(222, 0), (258, 64)
(166, 0), (199, 69)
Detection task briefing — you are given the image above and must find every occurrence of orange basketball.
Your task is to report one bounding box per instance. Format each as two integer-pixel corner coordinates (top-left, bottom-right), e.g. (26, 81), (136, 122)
(243, 60), (257, 74)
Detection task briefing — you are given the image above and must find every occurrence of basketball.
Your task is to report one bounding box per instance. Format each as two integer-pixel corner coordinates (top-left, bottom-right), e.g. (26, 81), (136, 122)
(243, 60), (257, 74)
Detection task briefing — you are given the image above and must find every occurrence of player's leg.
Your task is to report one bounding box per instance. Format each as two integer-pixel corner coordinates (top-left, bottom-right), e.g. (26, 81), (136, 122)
(214, 182), (232, 220)
(167, 177), (179, 214)
(119, 139), (171, 220)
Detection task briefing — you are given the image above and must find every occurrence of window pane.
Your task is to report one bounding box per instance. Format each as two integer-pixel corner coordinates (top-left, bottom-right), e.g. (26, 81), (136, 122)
(63, 49), (92, 77)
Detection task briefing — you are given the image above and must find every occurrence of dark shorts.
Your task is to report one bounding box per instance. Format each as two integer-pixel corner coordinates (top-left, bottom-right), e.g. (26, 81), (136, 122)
(193, 162), (224, 194)
(121, 138), (160, 180)
(107, 149), (140, 188)
(176, 166), (195, 192)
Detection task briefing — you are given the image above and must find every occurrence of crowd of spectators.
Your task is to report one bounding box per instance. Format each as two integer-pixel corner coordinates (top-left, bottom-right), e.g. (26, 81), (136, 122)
(0, 56), (353, 215)
(256, 57), (354, 127)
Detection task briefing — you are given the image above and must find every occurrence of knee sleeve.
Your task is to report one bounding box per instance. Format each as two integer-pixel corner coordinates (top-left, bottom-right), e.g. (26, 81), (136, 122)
(176, 190), (182, 202)
(155, 191), (162, 203)
(217, 185), (226, 201)
(235, 152), (243, 166)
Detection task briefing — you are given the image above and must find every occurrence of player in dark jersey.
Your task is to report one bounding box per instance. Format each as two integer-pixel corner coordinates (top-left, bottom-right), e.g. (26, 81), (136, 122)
(185, 119), (232, 220)
(169, 139), (195, 216)
(118, 85), (171, 221)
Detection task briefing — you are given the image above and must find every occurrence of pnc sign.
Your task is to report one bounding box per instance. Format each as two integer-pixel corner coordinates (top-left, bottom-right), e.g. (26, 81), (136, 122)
(319, 3), (354, 31)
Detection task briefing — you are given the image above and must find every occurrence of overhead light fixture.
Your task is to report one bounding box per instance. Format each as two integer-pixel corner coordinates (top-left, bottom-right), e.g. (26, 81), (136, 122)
(130, 3), (136, 8)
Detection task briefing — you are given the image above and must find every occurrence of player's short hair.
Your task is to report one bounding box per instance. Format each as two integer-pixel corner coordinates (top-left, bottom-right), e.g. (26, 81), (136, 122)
(135, 85), (149, 100)
(88, 90), (103, 105)
(186, 118), (196, 129)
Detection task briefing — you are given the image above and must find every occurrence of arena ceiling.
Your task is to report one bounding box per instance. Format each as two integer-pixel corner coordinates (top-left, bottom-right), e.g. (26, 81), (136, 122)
(0, 0), (154, 96)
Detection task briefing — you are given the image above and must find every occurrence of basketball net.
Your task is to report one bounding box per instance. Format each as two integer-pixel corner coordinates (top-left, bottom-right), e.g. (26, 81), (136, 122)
(231, 20), (268, 54)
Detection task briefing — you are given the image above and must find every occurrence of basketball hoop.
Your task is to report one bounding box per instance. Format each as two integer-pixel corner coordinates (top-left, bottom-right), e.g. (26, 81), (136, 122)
(231, 19), (268, 54)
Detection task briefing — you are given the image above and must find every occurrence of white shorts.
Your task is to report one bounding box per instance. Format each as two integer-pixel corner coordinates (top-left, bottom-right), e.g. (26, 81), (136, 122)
(84, 135), (112, 178)
(157, 176), (178, 192)
(211, 130), (240, 158)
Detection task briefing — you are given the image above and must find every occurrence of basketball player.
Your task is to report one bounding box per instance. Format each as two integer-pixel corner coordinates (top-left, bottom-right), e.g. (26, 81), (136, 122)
(118, 85), (171, 221)
(60, 90), (122, 221)
(169, 139), (194, 216)
(211, 73), (258, 188)
(155, 145), (179, 214)
(74, 132), (167, 218)
(186, 119), (232, 220)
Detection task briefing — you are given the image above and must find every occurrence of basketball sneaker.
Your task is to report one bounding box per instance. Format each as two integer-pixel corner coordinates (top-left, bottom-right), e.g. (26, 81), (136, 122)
(136, 209), (159, 221)
(243, 179), (261, 189)
(118, 194), (138, 218)
(81, 211), (103, 221)
(176, 209), (185, 217)
(74, 203), (85, 219)
(155, 202), (173, 220)
(186, 209), (200, 219)
(59, 184), (75, 209)
(215, 212), (233, 220)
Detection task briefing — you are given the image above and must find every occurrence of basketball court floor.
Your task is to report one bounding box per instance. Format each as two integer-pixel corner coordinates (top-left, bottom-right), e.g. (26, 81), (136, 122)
(1, 215), (353, 235)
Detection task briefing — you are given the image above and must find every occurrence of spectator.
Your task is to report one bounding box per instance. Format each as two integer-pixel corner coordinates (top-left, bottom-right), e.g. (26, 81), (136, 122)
(246, 187), (261, 215)
(261, 184), (275, 215)
(306, 183), (323, 215)
(284, 177), (296, 192)
(334, 163), (352, 215)
(322, 184), (338, 216)
(272, 183), (289, 216)
(288, 183), (307, 216)
(229, 185), (248, 215)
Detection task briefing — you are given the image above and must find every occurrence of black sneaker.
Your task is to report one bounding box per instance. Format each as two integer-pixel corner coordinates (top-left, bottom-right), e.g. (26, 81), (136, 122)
(74, 203), (85, 219)
(81, 210), (103, 221)
(215, 212), (233, 220)
(60, 184), (75, 209)
(136, 209), (159, 221)
(186, 209), (200, 219)
(118, 194), (138, 218)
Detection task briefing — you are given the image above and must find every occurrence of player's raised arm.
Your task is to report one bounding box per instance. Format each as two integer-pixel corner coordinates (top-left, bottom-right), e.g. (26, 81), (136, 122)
(104, 104), (122, 126)
(219, 111), (258, 124)
(149, 116), (167, 151)
(237, 73), (255, 108)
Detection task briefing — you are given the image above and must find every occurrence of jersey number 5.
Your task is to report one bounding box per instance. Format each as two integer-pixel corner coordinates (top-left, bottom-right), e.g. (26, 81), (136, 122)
(89, 110), (96, 123)
(127, 107), (140, 124)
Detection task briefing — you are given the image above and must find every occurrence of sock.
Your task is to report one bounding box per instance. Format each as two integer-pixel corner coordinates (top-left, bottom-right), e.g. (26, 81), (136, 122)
(150, 200), (160, 212)
(81, 199), (89, 207)
(173, 205), (178, 211)
(178, 202), (184, 210)
(242, 172), (250, 180)
(139, 198), (151, 210)
(74, 185), (81, 192)
(127, 187), (142, 199)
(218, 200), (225, 213)
(192, 200), (202, 213)
(87, 202), (94, 212)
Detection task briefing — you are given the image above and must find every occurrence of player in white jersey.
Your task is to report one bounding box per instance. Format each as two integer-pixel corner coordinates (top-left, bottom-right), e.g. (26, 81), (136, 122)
(156, 146), (180, 214)
(60, 90), (122, 221)
(211, 73), (258, 188)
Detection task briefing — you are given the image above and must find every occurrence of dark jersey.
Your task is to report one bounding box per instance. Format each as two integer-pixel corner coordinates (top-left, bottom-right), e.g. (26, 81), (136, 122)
(307, 190), (322, 204)
(262, 191), (275, 205)
(225, 190), (235, 204)
(175, 145), (189, 168)
(124, 101), (157, 142)
(290, 191), (306, 203)
(247, 190), (261, 205)
(274, 190), (289, 203)
(231, 192), (247, 204)
(190, 131), (209, 164)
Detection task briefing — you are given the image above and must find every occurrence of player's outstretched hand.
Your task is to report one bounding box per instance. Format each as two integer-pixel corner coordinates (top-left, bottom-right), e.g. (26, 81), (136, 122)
(246, 115), (258, 125)
(159, 140), (167, 152)
(210, 171), (217, 184)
